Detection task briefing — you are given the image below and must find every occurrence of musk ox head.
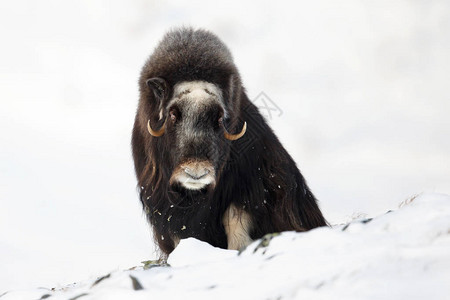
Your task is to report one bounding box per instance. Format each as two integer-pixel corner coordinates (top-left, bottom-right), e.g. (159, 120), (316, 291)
(145, 79), (246, 191)
(133, 28), (247, 195)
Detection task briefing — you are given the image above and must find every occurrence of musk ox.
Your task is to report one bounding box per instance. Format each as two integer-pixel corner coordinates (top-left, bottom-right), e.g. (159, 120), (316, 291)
(132, 27), (327, 256)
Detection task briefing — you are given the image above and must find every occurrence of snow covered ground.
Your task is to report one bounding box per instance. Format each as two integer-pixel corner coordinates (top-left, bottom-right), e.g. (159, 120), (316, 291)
(2, 193), (449, 299)
(1, 0), (450, 295)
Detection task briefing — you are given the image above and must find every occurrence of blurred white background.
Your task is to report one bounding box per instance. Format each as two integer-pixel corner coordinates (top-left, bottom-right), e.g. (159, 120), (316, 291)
(1, 0), (449, 293)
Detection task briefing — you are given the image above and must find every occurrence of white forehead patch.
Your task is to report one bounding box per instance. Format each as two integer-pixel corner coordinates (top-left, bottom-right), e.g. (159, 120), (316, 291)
(174, 81), (222, 99)
(170, 81), (227, 117)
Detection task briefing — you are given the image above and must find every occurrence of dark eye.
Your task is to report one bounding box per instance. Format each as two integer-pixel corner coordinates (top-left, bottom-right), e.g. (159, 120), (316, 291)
(169, 107), (180, 123)
(218, 110), (224, 125)
(170, 110), (177, 122)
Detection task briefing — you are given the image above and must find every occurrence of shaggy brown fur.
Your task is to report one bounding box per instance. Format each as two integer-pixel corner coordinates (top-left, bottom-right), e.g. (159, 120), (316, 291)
(132, 27), (327, 255)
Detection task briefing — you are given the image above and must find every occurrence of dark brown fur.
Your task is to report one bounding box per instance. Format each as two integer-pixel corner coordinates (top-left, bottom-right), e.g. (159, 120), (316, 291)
(132, 27), (327, 255)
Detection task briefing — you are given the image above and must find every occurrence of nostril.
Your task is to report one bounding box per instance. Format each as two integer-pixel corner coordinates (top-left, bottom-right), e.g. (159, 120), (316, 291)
(184, 168), (210, 180)
(184, 168), (194, 178)
(201, 169), (210, 177)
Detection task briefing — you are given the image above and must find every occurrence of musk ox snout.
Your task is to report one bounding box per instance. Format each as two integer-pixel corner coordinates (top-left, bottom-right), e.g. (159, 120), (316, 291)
(184, 167), (210, 180)
(169, 160), (215, 190)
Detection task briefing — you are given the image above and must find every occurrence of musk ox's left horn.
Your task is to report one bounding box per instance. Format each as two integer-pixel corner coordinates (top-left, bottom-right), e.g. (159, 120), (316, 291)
(147, 120), (165, 137)
(224, 121), (247, 141)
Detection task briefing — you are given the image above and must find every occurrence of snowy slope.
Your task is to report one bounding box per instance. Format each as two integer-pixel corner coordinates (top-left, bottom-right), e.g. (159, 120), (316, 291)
(2, 193), (449, 300)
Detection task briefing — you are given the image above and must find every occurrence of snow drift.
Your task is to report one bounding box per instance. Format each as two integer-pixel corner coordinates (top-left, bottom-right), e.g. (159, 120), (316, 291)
(2, 193), (449, 300)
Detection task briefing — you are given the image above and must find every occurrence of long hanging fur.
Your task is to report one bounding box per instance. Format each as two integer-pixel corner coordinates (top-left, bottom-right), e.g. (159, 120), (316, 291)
(132, 27), (327, 255)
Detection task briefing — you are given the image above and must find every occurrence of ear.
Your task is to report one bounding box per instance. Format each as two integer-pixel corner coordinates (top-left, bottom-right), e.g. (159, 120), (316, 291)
(227, 74), (242, 116)
(146, 77), (168, 100)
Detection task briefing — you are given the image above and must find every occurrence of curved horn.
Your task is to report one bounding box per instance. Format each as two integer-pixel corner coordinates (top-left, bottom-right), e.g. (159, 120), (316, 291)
(147, 120), (165, 137)
(224, 121), (247, 141)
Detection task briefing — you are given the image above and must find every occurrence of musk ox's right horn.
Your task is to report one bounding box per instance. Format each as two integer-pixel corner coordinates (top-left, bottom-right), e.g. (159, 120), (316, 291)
(224, 121), (247, 141)
(147, 120), (165, 137)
